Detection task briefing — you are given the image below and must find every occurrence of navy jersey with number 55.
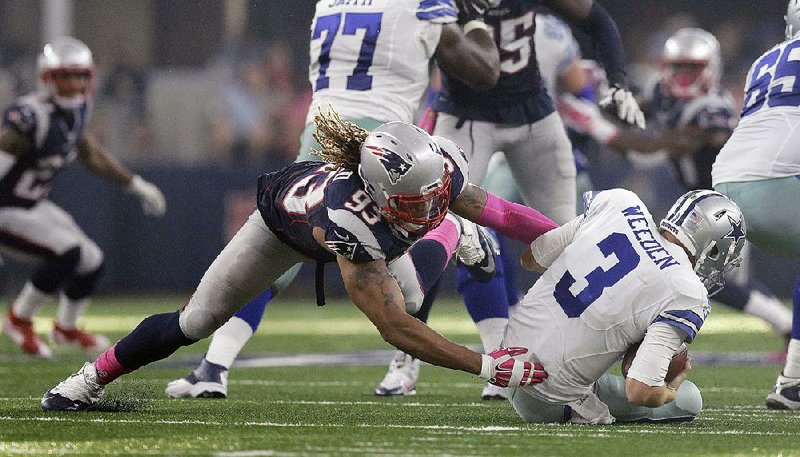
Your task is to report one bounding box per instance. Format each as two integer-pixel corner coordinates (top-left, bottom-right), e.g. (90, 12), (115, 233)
(257, 138), (468, 264)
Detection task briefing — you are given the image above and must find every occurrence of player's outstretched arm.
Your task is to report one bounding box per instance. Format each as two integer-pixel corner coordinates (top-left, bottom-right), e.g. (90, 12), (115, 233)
(77, 133), (166, 216)
(450, 183), (559, 245)
(337, 254), (547, 386)
(338, 255), (483, 373)
(435, 23), (500, 91)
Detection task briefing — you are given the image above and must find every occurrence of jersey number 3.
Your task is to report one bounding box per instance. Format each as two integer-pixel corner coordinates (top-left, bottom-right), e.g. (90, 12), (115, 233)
(553, 232), (640, 318)
(312, 12), (383, 92)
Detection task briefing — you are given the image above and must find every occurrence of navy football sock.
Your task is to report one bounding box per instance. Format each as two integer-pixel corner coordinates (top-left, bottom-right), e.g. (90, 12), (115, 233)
(412, 280), (440, 324)
(234, 287), (273, 332)
(114, 311), (195, 370)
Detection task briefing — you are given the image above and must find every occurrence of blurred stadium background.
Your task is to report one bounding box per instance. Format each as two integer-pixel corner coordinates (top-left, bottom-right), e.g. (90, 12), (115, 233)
(0, 0), (795, 298)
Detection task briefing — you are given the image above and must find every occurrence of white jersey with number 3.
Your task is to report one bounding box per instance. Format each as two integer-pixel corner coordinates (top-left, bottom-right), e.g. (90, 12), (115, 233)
(306, 0), (456, 125)
(504, 189), (709, 404)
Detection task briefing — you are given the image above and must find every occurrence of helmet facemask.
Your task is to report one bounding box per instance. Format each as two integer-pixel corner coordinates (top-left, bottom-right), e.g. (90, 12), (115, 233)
(693, 236), (743, 297)
(380, 172), (451, 235)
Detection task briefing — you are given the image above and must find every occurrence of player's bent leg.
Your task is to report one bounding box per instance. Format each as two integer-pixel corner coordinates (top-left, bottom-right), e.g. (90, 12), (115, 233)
(508, 386), (571, 423)
(594, 373), (702, 423)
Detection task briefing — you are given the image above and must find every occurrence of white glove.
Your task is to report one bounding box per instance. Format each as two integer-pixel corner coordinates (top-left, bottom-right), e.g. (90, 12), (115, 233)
(126, 175), (166, 217)
(556, 94), (619, 145)
(599, 83), (646, 129)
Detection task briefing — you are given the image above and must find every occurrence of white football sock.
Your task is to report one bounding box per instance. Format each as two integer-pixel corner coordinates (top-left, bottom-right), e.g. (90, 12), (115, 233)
(204, 316), (254, 369)
(11, 281), (51, 320)
(55, 295), (89, 329)
(743, 291), (793, 336)
(476, 317), (509, 353)
(783, 339), (800, 379)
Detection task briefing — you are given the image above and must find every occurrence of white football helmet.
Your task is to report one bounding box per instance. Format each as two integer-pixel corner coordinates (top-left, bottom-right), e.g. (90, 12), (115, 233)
(660, 190), (746, 297)
(358, 122), (451, 234)
(661, 28), (721, 99)
(37, 36), (94, 109)
(786, 0), (800, 40)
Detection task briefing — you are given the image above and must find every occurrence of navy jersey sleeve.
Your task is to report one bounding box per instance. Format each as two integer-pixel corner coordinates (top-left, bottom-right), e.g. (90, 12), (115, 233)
(2, 102), (37, 137)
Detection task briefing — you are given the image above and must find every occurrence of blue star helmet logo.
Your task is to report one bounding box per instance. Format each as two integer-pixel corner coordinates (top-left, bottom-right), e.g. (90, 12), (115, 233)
(724, 215), (745, 242)
(365, 145), (413, 185)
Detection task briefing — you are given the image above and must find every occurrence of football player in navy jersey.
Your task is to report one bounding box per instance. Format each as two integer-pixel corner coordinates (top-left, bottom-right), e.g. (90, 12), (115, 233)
(41, 113), (558, 412)
(165, 0), (505, 399)
(561, 28), (793, 344)
(375, 0), (645, 398)
(0, 37), (166, 359)
(713, 0), (800, 410)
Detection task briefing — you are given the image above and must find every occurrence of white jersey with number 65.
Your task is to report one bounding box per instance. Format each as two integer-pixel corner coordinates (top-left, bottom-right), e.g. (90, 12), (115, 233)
(306, 0), (457, 125)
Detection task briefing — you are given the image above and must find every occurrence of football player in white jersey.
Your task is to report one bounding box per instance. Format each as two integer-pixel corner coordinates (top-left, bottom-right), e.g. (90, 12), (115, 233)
(505, 188), (745, 423)
(0, 37), (166, 359)
(165, 0), (506, 399)
(561, 28), (794, 344)
(712, 0), (800, 410)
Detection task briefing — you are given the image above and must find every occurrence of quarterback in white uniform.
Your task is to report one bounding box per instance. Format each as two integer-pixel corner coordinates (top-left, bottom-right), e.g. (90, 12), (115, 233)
(504, 188), (746, 423)
(712, 0), (800, 410)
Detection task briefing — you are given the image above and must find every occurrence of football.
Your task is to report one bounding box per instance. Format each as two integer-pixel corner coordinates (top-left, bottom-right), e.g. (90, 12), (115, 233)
(621, 342), (689, 383)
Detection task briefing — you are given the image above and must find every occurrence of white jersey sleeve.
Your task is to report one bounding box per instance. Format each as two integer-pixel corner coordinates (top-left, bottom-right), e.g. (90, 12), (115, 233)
(306, 0), (455, 125)
(626, 322), (686, 387)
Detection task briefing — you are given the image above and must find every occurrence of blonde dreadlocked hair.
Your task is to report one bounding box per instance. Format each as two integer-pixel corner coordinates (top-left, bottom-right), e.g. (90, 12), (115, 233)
(310, 106), (370, 171)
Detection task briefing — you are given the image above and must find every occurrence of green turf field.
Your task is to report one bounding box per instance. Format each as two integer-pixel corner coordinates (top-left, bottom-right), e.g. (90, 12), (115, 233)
(0, 296), (797, 456)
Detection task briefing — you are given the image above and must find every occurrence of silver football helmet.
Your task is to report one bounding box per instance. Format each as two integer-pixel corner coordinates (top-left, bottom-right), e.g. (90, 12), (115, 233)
(661, 28), (721, 99)
(787, 0), (800, 40)
(37, 36), (94, 109)
(660, 190), (746, 297)
(358, 122), (451, 234)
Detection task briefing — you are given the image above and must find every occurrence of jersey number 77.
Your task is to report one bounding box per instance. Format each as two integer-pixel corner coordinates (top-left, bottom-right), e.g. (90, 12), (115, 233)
(311, 12), (383, 92)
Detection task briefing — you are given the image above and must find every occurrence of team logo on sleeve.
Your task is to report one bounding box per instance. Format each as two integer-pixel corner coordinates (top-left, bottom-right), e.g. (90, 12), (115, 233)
(364, 145), (413, 184)
(325, 228), (360, 260)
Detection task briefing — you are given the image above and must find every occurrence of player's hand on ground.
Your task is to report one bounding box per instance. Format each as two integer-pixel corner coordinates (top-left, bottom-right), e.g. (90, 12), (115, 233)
(480, 346), (547, 387)
(557, 93), (619, 145)
(599, 83), (646, 129)
(127, 175), (167, 217)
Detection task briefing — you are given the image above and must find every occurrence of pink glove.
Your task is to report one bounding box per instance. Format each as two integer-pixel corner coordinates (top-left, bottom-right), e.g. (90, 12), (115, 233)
(479, 347), (547, 387)
(557, 93), (619, 145)
(417, 107), (438, 135)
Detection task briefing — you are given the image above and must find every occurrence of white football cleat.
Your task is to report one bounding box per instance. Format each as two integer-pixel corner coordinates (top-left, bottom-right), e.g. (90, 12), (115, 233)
(374, 350), (420, 396)
(165, 358), (229, 399)
(41, 362), (105, 411)
(766, 374), (800, 410)
(481, 382), (509, 400)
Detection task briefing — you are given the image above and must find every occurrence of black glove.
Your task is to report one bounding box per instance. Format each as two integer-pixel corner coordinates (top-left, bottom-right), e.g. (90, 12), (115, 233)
(454, 0), (494, 24)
